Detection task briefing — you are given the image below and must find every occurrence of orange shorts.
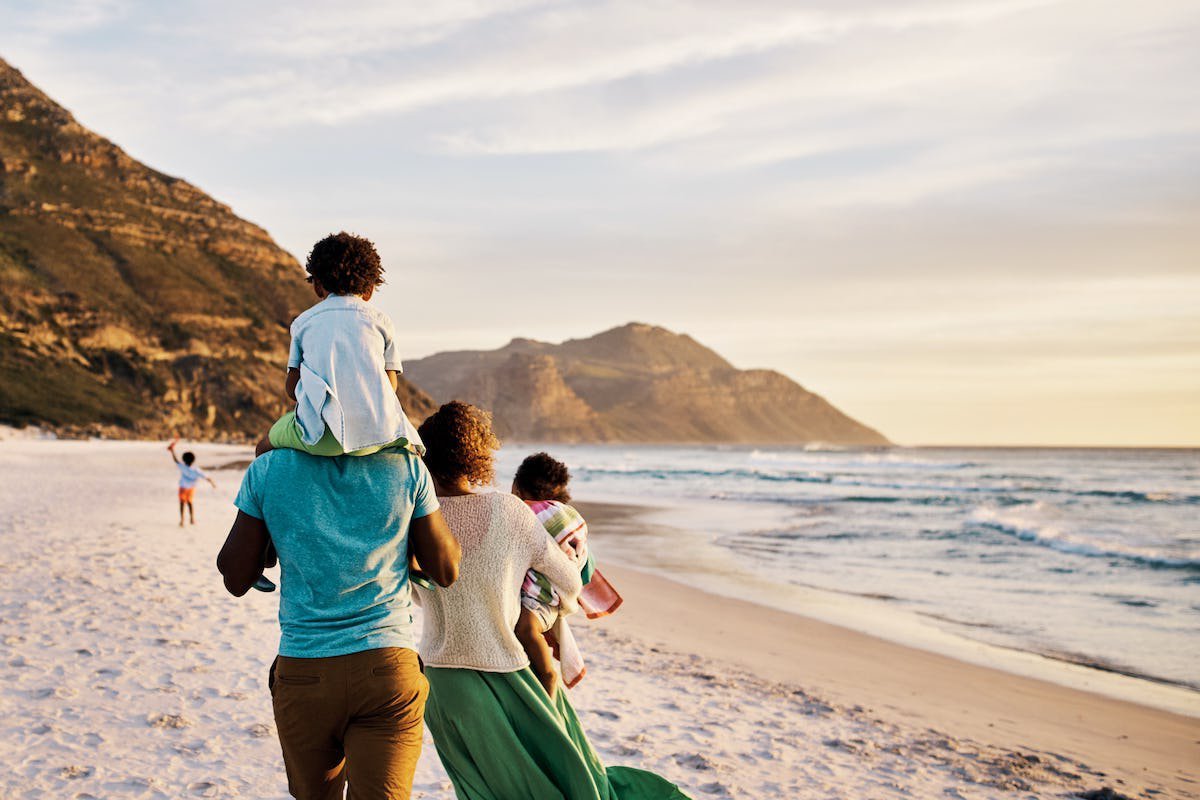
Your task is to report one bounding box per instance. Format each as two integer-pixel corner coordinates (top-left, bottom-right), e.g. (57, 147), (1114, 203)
(178, 486), (196, 503)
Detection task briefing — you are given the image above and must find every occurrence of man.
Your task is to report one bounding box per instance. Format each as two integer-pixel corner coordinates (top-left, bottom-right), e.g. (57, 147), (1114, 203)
(217, 447), (460, 799)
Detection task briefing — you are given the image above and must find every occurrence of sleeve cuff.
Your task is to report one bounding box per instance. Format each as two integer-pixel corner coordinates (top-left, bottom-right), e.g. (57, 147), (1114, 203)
(412, 498), (441, 520)
(233, 499), (264, 520)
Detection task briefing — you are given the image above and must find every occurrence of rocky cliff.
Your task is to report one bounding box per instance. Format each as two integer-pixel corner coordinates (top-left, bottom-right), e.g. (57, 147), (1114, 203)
(0, 57), (433, 439)
(406, 323), (889, 445)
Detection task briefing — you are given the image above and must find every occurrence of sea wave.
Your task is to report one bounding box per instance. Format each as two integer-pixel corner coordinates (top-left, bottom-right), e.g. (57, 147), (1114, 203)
(970, 505), (1200, 569)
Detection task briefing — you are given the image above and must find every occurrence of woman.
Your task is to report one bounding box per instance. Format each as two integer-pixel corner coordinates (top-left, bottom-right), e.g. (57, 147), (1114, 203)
(414, 401), (692, 800)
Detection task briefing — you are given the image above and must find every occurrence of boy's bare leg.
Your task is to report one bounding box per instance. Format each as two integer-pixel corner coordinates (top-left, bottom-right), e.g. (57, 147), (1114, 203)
(178, 500), (185, 527)
(255, 434), (274, 457)
(187, 501), (196, 525)
(515, 607), (559, 698)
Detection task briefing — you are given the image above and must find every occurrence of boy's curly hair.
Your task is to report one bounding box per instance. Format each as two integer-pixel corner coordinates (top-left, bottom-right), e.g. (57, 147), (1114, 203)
(418, 401), (501, 487)
(513, 452), (572, 503)
(305, 232), (385, 296)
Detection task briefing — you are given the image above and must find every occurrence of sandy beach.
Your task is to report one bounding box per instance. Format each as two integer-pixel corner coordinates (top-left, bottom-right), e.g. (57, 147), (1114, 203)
(1, 438), (1196, 799)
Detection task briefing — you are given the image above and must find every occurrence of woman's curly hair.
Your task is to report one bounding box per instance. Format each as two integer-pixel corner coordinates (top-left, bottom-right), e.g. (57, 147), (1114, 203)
(305, 232), (385, 296)
(418, 401), (501, 487)
(513, 452), (572, 503)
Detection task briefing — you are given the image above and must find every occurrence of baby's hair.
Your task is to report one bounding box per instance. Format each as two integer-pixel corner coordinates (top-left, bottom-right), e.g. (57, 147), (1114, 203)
(306, 232), (385, 297)
(513, 452), (572, 503)
(418, 401), (500, 487)
(182, 452), (196, 465)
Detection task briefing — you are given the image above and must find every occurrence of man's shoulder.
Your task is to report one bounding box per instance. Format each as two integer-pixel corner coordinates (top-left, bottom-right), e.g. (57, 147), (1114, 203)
(262, 448), (424, 480)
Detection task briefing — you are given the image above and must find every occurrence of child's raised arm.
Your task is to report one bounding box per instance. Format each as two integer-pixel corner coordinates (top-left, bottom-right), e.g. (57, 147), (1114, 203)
(167, 438), (181, 464)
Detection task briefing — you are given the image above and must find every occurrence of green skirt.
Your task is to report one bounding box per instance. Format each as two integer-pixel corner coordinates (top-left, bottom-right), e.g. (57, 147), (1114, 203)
(424, 667), (692, 800)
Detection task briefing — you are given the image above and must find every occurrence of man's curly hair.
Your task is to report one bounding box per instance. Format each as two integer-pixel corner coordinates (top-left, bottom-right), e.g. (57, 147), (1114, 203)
(305, 232), (385, 296)
(513, 452), (572, 503)
(418, 401), (501, 487)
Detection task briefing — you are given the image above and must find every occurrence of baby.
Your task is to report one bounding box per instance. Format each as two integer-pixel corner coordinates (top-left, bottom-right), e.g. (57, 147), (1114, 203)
(511, 452), (622, 696)
(256, 231), (423, 459)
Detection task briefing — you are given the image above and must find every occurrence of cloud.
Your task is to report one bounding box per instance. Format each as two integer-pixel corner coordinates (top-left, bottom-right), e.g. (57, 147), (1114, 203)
(2, 0), (1198, 444)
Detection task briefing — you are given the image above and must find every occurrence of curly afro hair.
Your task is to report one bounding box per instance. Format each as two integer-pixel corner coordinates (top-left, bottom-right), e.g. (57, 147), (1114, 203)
(305, 232), (385, 297)
(418, 401), (501, 487)
(512, 452), (572, 503)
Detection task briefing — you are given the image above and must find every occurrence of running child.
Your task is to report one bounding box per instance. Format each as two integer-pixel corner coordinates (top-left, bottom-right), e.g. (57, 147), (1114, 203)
(168, 439), (216, 527)
(511, 452), (622, 695)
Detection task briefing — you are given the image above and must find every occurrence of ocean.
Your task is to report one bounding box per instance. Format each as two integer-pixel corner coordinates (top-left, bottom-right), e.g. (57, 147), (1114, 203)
(495, 445), (1199, 704)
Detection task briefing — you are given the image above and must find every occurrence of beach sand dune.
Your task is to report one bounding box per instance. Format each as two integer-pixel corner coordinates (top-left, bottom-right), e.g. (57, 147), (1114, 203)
(0, 439), (1193, 798)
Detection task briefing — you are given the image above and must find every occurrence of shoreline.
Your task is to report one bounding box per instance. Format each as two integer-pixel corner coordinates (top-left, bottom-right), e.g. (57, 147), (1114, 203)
(570, 495), (1200, 717)
(578, 500), (1200, 796)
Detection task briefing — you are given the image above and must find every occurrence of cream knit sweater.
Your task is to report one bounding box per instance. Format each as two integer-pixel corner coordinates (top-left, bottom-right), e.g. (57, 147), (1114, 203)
(416, 491), (583, 671)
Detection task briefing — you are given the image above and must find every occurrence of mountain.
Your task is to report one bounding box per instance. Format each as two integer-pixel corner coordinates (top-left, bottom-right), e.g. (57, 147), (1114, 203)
(406, 323), (889, 445)
(0, 58), (433, 439)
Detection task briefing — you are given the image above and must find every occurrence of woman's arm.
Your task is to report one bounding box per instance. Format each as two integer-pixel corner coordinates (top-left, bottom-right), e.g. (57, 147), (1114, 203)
(522, 504), (582, 612)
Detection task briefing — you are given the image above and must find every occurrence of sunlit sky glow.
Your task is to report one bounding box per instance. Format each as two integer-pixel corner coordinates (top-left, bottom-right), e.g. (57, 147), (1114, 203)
(2, 0), (1197, 445)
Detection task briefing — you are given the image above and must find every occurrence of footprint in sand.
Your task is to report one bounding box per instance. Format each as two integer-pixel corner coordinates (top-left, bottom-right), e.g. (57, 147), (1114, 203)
(187, 781), (219, 796)
(246, 722), (274, 738)
(147, 712), (192, 729)
(674, 752), (716, 771)
(59, 765), (95, 779)
(697, 781), (732, 796)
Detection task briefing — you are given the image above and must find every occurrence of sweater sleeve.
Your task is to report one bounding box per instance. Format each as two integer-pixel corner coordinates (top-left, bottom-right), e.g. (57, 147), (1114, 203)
(518, 500), (583, 614)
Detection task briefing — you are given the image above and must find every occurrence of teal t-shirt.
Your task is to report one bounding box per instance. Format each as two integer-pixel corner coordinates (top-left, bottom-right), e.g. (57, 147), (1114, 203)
(233, 448), (439, 658)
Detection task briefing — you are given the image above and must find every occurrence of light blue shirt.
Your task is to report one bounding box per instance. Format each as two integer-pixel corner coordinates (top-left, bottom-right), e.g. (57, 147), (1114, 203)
(176, 463), (208, 489)
(288, 294), (422, 452)
(233, 448), (440, 658)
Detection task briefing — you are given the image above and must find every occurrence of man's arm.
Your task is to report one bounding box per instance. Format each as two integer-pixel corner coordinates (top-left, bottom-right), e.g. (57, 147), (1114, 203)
(216, 511), (271, 597)
(408, 509), (460, 587)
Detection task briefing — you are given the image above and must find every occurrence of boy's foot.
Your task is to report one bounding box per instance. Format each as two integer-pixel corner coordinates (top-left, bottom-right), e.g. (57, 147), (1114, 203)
(253, 575), (277, 592)
(178, 520), (184, 528)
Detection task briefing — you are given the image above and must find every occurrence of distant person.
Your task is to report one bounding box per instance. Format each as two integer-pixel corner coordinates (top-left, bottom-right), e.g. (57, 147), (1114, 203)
(167, 439), (215, 527)
(511, 451), (623, 695)
(414, 401), (690, 799)
(255, 231), (423, 459)
(216, 446), (460, 800)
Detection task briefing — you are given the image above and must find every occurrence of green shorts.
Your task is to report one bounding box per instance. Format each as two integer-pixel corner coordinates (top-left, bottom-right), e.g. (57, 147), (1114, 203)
(268, 411), (417, 457)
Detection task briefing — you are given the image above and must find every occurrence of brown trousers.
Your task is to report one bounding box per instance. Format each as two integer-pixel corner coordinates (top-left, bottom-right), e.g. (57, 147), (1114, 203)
(271, 647), (428, 799)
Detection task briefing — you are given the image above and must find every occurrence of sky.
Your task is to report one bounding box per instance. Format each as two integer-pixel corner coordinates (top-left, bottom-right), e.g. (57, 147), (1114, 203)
(1, 0), (1198, 446)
